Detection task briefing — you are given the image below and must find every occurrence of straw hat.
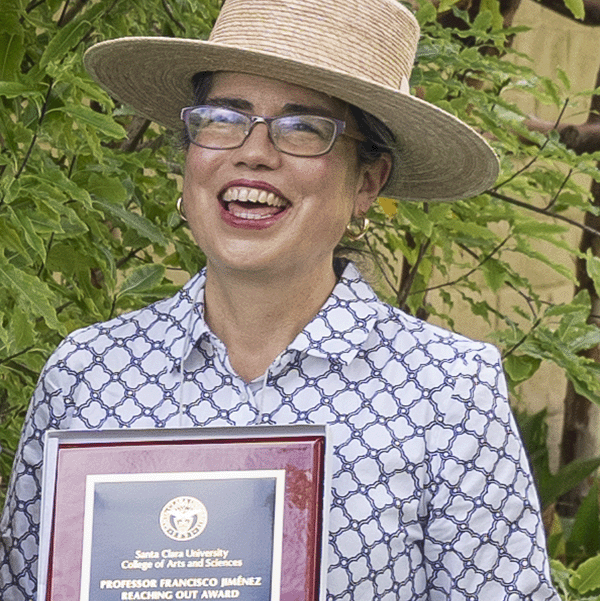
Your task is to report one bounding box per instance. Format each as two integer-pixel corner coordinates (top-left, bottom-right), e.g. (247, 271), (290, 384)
(84, 0), (499, 201)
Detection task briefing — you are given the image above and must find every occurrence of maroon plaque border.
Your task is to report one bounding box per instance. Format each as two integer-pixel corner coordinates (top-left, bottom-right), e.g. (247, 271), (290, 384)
(39, 427), (327, 601)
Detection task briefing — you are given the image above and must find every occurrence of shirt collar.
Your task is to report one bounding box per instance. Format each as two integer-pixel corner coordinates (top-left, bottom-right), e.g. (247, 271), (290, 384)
(286, 261), (379, 364)
(162, 270), (211, 370)
(166, 261), (380, 370)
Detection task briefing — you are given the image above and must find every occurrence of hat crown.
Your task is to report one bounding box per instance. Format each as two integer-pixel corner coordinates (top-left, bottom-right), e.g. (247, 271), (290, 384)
(209, 0), (419, 91)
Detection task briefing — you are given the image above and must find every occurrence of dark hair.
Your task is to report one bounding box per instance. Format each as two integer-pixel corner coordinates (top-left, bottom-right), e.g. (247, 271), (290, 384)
(184, 71), (396, 186)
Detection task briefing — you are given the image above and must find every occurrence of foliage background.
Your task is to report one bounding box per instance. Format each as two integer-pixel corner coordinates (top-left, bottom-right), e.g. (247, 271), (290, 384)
(3, 0), (600, 596)
(0, 0), (217, 484)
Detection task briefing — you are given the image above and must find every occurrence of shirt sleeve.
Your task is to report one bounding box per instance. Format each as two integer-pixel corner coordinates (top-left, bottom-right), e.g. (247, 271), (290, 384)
(422, 343), (560, 600)
(0, 344), (75, 601)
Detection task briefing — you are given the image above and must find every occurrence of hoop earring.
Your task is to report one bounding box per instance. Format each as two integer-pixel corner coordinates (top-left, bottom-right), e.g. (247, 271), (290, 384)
(344, 216), (370, 241)
(176, 197), (187, 221)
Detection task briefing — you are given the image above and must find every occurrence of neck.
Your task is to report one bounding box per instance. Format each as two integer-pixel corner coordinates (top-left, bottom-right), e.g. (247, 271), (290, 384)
(203, 260), (338, 382)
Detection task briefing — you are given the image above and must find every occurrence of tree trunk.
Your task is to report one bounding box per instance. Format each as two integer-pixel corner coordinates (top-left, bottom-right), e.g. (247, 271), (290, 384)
(558, 155), (600, 516)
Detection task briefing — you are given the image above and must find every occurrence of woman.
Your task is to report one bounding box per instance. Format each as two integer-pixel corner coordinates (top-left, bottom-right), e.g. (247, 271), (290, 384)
(0, 0), (560, 599)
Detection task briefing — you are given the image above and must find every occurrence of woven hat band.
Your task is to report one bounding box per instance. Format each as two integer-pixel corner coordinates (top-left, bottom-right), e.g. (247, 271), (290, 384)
(210, 0), (420, 91)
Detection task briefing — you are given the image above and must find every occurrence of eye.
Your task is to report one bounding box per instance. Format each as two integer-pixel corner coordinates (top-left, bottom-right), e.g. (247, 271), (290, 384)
(289, 119), (321, 134)
(277, 116), (334, 140)
(188, 107), (244, 128)
(186, 106), (248, 149)
(208, 107), (245, 125)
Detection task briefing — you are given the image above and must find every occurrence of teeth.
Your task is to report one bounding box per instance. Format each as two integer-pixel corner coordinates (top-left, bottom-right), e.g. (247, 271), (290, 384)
(222, 186), (285, 207)
(228, 206), (274, 220)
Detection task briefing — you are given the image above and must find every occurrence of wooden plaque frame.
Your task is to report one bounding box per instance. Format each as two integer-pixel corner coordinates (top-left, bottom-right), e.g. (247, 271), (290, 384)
(38, 426), (329, 601)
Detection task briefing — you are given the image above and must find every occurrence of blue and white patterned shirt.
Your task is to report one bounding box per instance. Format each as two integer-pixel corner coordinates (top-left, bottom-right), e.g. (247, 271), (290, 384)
(0, 262), (559, 600)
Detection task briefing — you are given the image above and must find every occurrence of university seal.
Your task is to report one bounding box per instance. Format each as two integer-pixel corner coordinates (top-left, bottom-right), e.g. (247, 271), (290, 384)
(159, 496), (208, 541)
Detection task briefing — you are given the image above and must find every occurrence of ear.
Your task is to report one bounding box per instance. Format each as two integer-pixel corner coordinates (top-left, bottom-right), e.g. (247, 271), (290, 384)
(353, 153), (393, 216)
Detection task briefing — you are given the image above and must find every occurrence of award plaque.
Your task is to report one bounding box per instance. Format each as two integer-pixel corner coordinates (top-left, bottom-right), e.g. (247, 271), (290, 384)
(38, 426), (329, 601)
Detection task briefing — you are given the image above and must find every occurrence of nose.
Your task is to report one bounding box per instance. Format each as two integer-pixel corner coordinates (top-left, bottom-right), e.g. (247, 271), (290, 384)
(233, 121), (282, 169)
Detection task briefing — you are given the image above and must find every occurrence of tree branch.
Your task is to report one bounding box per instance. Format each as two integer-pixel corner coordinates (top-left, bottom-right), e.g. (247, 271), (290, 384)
(412, 235), (511, 296)
(525, 115), (600, 154)
(161, 0), (186, 32)
(363, 235), (402, 299)
(489, 190), (600, 239)
(536, 0), (600, 26)
(13, 82), (54, 182)
(547, 168), (574, 210)
(502, 317), (543, 359)
(58, 0), (91, 27)
(0, 346), (35, 367)
(397, 238), (431, 311)
(495, 99), (570, 189)
(120, 117), (152, 152)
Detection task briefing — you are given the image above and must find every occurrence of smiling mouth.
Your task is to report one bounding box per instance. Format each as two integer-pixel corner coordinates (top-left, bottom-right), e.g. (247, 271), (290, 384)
(221, 186), (289, 220)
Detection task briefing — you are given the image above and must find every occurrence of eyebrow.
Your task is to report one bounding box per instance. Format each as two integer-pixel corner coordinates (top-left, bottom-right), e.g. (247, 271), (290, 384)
(204, 96), (337, 118)
(205, 97), (252, 110)
(283, 103), (336, 118)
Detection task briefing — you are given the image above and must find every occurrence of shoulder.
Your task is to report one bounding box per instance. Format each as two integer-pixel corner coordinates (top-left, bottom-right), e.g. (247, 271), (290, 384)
(43, 271), (206, 378)
(332, 263), (504, 403)
(380, 302), (497, 359)
(369, 303), (505, 403)
(338, 260), (501, 365)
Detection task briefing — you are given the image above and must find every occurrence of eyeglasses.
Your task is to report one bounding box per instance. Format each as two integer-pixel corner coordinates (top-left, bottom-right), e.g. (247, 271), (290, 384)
(180, 105), (365, 157)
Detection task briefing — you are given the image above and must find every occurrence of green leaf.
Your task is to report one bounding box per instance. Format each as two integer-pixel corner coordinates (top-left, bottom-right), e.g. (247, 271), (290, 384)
(0, 32), (24, 81)
(0, 0), (23, 34)
(87, 174), (129, 205)
(0, 81), (36, 98)
(59, 105), (127, 140)
(445, 219), (497, 241)
(39, 19), (90, 68)
(540, 458), (600, 507)
(570, 554), (600, 594)
(396, 202), (433, 237)
(512, 220), (568, 237)
(562, 0), (585, 20)
(5, 306), (35, 355)
(424, 83), (448, 104)
(0, 256), (64, 334)
(118, 264), (166, 297)
(8, 210), (47, 263)
(473, 10), (493, 32)
(94, 199), (169, 246)
(503, 354), (541, 386)
(438, 0), (461, 12)
(566, 481), (600, 561)
(482, 258), (506, 292)
(556, 67), (571, 92)
(551, 559), (574, 593)
(416, 2), (437, 24)
(586, 250), (600, 297)
(479, 0), (503, 30)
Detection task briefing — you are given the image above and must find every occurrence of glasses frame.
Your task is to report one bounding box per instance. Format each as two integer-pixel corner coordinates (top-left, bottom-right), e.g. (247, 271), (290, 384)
(180, 105), (365, 157)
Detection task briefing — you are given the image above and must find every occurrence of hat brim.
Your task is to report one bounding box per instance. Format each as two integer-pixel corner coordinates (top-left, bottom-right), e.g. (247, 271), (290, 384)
(84, 37), (499, 202)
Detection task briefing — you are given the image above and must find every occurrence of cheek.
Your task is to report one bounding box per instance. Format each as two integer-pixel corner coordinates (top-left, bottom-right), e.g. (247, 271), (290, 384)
(182, 148), (223, 212)
(183, 147), (208, 188)
(305, 170), (359, 244)
(181, 151), (219, 248)
(302, 149), (361, 202)
(184, 144), (225, 180)
(182, 150), (200, 196)
(326, 157), (363, 221)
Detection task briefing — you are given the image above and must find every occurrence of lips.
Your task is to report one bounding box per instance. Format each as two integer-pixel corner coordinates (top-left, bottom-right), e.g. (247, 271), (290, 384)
(219, 184), (290, 222)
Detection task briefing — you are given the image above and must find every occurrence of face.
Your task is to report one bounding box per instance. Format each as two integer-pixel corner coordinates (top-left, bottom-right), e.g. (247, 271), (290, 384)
(181, 72), (390, 280)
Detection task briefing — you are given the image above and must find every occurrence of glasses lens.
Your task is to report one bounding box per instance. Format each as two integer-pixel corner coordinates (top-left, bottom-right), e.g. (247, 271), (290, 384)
(186, 107), (247, 149)
(272, 115), (337, 156)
